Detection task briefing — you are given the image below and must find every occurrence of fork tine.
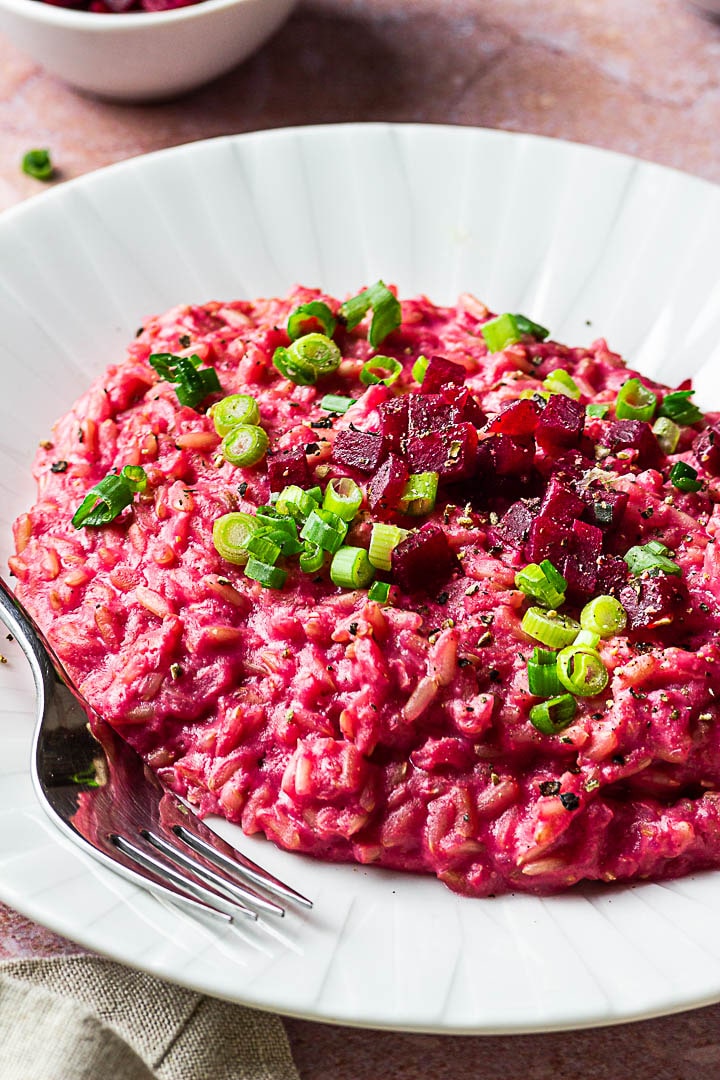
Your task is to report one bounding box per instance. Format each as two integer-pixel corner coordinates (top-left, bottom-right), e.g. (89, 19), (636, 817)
(111, 835), (258, 922)
(140, 829), (285, 917)
(173, 824), (313, 909)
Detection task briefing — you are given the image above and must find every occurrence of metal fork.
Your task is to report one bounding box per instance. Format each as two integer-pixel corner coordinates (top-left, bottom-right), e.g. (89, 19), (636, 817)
(0, 576), (311, 923)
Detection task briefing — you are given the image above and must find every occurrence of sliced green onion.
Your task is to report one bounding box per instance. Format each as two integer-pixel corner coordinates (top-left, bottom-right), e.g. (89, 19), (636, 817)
(323, 477), (363, 521)
(148, 353), (221, 409)
(544, 369), (581, 400)
(120, 465), (148, 494)
(624, 542), (681, 577)
(212, 512), (258, 565)
(71, 466), (147, 529)
(514, 314), (550, 341)
(574, 628), (601, 650)
(300, 508), (348, 553)
(521, 606), (581, 649)
(320, 394), (356, 414)
(481, 313), (521, 352)
(652, 416), (681, 455)
(669, 461), (702, 493)
(221, 423), (269, 467)
(244, 557), (287, 589)
(339, 281), (402, 347)
(22, 148), (54, 181)
(330, 546), (375, 589)
(586, 403), (610, 419)
(360, 355), (403, 387)
(299, 542), (326, 573)
(556, 645), (609, 697)
(255, 506), (295, 532)
(527, 653), (562, 697)
(615, 378), (657, 422)
(272, 345), (317, 386)
(246, 532), (282, 565)
(659, 389), (703, 426)
(288, 333), (341, 377)
(262, 526), (303, 557)
(275, 484), (317, 521)
(368, 580), (391, 603)
(210, 394), (260, 436)
(397, 471), (439, 516)
(287, 300), (337, 341)
(515, 560), (566, 609)
(529, 694), (577, 734)
(368, 522), (407, 571)
(306, 486), (323, 504)
(412, 355), (429, 384)
(580, 595), (627, 637)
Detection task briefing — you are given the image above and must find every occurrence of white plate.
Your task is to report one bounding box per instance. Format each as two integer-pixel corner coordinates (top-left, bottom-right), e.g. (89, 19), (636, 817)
(3, 124), (720, 1035)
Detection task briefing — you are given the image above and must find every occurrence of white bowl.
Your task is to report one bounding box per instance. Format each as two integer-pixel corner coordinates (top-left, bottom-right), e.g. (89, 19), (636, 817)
(0, 0), (297, 101)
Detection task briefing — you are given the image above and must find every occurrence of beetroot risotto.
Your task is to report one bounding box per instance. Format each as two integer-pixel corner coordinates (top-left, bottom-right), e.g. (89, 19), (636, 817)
(10, 284), (720, 897)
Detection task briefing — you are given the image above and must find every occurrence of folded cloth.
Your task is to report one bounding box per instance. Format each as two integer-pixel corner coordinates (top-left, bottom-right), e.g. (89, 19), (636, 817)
(0, 954), (301, 1080)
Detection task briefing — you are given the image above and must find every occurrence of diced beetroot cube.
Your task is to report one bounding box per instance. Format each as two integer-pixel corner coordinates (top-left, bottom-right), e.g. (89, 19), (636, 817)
(368, 453), (409, 512)
(392, 524), (457, 593)
(441, 384), (487, 427)
(420, 355), (467, 394)
(378, 398), (408, 455)
(407, 394), (454, 436)
(535, 395), (585, 451)
(600, 420), (661, 467)
(486, 398), (539, 438)
(539, 476), (586, 523)
(267, 446), (311, 491)
(584, 487), (629, 530)
(406, 423), (478, 482)
(477, 434), (535, 476)
(332, 429), (387, 474)
(488, 499), (538, 550)
(560, 519), (603, 601)
(564, 521), (599, 596)
(525, 516), (572, 564)
(619, 574), (687, 631)
(595, 554), (630, 595)
(693, 425), (720, 477)
(548, 450), (595, 483)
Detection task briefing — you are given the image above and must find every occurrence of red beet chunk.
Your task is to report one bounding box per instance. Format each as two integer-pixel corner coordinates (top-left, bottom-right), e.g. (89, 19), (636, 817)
(477, 434), (535, 476)
(619, 574), (687, 631)
(525, 516), (571, 564)
(420, 355), (467, 394)
(333, 429), (387, 474)
(267, 446), (311, 491)
(441, 384), (487, 427)
(407, 394), (455, 436)
(595, 554), (630, 596)
(561, 519), (603, 601)
(600, 420), (660, 467)
(535, 394), (585, 451)
(539, 476), (586, 523)
(406, 422), (478, 482)
(392, 524), (457, 593)
(377, 397), (409, 455)
(585, 487), (629, 530)
(368, 453), (409, 512)
(693, 425), (720, 477)
(489, 500), (538, 550)
(486, 398), (539, 438)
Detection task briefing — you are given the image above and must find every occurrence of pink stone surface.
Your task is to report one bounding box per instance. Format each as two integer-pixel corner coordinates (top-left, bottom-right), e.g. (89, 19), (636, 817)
(3, 0), (720, 1074)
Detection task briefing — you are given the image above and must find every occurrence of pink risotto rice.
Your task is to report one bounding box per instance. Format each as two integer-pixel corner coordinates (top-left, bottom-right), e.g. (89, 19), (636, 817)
(10, 286), (720, 897)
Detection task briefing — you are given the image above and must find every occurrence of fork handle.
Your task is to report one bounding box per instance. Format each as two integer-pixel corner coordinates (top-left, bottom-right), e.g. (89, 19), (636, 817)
(0, 576), (54, 704)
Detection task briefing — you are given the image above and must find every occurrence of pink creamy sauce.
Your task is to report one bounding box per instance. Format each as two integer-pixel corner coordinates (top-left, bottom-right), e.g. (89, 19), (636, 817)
(11, 288), (720, 897)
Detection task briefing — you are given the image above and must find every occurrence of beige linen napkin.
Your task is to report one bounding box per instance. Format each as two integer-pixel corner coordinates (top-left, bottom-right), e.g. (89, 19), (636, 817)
(0, 954), (301, 1080)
